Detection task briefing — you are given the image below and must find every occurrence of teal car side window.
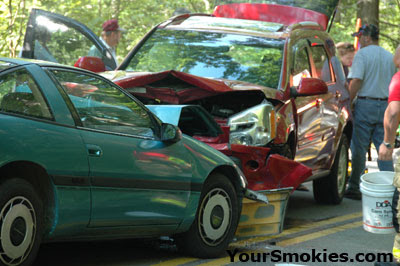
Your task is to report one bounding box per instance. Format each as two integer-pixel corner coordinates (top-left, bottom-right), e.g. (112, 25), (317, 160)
(0, 69), (53, 119)
(50, 70), (156, 137)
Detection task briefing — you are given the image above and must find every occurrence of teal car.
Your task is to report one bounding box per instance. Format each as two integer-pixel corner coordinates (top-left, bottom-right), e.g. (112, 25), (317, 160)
(0, 58), (262, 265)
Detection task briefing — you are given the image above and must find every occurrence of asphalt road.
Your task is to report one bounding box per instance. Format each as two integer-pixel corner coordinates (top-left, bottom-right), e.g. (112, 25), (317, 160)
(33, 148), (396, 266)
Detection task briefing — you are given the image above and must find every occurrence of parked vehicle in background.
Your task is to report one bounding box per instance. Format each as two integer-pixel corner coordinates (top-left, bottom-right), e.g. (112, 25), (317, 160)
(0, 58), (267, 265)
(21, 0), (352, 204)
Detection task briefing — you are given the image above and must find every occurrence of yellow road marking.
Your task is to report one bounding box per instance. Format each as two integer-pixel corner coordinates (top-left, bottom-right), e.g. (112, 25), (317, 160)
(198, 213), (363, 266)
(277, 220), (362, 247)
(233, 212), (362, 247)
(150, 257), (198, 266)
(152, 212), (363, 266)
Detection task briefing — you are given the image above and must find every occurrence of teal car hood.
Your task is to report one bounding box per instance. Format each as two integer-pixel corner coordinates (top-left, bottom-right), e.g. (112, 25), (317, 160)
(181, 132), (245, 184)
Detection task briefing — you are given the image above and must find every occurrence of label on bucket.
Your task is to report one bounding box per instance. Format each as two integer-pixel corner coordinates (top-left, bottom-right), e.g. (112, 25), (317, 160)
(362, 195), (394, 234)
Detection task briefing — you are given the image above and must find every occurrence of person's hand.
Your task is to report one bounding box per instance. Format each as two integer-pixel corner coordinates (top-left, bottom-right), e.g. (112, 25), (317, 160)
(378, 143), (394, 161)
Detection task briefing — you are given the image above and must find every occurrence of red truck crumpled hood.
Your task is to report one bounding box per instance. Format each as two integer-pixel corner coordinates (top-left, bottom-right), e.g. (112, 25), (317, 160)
(113, 70), (312, 191)
(113, 70), (279, 104)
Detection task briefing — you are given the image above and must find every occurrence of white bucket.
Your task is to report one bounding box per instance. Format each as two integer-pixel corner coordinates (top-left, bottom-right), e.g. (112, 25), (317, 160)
(360, 171), (395, 234)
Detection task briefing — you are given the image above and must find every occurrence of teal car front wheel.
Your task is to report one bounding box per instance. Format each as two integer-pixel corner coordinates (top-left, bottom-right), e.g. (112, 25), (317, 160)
(176, 173), (239, 258)
(0, 178), (43, 266)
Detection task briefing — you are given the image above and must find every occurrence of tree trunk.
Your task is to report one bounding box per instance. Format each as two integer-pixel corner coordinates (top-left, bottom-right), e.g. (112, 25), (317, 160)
(357, 0), (379, 26)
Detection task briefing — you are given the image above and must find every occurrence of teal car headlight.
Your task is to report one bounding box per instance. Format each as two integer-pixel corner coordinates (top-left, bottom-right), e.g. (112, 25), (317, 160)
(228, 102), (275, 146)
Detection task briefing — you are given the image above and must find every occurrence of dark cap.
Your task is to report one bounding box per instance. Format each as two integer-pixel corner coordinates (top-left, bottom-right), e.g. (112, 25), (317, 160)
(102, 19), (126, 32)
(352, 24), (379, 38)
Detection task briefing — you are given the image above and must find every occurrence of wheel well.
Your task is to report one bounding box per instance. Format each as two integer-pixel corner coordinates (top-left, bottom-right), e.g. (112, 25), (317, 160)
(287, 132), (296, 159)
(343, 122), (353, 143)
(0, 161), (55, 235)
(268, 131), (296, 159)
(207, 165), (244, 228)
(208, 165), (244, 197)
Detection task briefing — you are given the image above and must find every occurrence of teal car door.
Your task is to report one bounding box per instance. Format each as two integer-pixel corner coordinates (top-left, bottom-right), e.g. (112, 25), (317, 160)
(0, 64), (91, 237)
(48, 69), (194, 227)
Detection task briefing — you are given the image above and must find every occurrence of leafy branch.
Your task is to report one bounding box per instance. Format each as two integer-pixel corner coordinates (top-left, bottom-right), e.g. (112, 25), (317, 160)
(380, 32), (399, 45)
(380, 19), (399, 28)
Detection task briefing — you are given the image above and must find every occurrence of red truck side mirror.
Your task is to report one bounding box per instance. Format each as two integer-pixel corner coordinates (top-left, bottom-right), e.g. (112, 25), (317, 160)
(290, 78), (328, 97)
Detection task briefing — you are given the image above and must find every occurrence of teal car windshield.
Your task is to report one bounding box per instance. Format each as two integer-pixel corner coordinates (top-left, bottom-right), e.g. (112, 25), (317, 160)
(126, 30), (284, 88)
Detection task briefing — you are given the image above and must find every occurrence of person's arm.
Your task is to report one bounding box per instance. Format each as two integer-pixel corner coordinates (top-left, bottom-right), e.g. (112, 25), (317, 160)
(378, 101), (400, 160)
(349, 78), (363, 102)
(347, 51), (364, 102)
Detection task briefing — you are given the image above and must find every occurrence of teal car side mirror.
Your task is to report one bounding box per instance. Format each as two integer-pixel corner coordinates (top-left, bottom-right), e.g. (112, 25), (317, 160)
(161, 123), (182, 143)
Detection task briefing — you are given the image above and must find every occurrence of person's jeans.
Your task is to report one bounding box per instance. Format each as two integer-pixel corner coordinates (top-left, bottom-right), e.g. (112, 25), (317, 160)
(378, 159), (395, 171)
(347, 98), (393, 192)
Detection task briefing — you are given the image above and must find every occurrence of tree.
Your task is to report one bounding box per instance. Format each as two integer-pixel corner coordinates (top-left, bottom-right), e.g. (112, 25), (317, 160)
(357, 0), (379, 26)
(0, 0), (398, 57)
(0, 0), (30, 57)
(0, 0), (211, 58)
(331, 0), (399, 52)
(379, 0), (400, 51)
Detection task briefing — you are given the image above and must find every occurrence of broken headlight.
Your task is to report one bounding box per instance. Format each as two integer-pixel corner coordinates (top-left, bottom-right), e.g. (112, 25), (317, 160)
(228, 102), (275, 146)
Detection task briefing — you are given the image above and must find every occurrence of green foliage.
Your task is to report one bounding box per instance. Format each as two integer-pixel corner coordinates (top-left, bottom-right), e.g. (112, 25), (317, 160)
(329, 0), (358, 46)
(0, 0), (399, 58)
(379, 0), (400, 52)
(329, 0), (400, 53)
(0, 0), (33, 57)
(0, 0), (210, 59)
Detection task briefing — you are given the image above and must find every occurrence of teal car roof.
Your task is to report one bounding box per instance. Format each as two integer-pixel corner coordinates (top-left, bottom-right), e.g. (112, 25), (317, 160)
(0, 57), (70, 67)
(0, 57), (97, 75)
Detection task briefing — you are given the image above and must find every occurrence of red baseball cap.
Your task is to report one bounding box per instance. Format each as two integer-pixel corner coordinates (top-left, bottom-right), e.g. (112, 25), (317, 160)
(102, 19), (126, 32)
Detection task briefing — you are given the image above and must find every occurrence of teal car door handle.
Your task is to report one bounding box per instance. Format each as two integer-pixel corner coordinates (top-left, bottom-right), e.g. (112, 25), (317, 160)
(86, 144), (103, 157)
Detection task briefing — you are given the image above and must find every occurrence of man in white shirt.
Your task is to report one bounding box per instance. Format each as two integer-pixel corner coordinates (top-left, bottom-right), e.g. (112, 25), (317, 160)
(88, 19), (125, 67)
(345, 24), (397, 200)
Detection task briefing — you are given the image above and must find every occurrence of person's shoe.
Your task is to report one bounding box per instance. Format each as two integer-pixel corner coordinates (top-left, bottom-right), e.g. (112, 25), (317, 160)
(344, 189), (362, 200)
(374, 261), (400, 266)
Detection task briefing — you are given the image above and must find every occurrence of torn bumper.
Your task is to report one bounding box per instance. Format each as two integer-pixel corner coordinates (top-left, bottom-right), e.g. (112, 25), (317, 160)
(244, 188), (269, 204)
(206, 143), (312, 191)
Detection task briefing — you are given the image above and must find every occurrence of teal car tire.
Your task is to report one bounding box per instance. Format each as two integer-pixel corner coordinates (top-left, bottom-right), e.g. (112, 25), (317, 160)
(0, 178), (43, 266)
(175, 173), (239, 258)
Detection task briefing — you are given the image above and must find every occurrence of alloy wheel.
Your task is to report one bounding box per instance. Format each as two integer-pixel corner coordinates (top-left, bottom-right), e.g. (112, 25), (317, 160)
(337, 143), (348, 195)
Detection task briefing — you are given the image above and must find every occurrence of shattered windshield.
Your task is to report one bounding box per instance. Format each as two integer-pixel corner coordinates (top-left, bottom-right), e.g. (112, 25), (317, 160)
(125, 29), (284, 88)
